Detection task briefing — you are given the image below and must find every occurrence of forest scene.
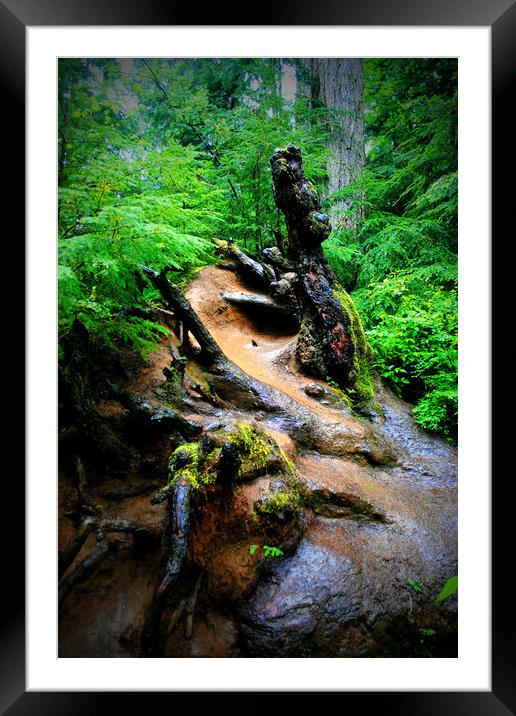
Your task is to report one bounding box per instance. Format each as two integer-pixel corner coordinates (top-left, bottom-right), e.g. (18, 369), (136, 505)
(58, 57), (458, 658)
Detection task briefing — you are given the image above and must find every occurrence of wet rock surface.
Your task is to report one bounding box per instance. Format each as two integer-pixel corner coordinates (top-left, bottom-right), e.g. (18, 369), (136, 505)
(238, 449), (457, 656)
(239, 514), (457, 657)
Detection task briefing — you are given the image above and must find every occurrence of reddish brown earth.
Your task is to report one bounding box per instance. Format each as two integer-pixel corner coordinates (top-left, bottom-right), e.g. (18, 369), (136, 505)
(188, 265), (354, 421)
(58, 265), (458, 658)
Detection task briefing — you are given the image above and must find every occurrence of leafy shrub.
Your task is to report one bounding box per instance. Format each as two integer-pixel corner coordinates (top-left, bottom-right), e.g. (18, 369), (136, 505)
(354, 267), (457, 438)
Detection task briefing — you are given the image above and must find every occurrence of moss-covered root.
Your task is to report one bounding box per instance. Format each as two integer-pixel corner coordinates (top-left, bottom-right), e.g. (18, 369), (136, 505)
(157, 421), (296, 496)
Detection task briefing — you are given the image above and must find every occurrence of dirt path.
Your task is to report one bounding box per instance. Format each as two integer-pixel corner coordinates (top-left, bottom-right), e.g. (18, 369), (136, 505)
(187, 265), (458, 656)
(187, 265), (457, 478)
(187, 265), (357, 423)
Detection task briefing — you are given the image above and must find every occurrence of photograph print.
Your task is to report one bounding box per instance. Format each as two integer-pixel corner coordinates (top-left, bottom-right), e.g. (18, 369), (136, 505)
(57, 57), (458, 658)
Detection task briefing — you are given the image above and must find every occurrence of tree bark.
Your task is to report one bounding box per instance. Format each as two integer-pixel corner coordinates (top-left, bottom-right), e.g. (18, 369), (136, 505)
(300, 59), (365, 229)
(270, 144), (356, 386)
(214, 240), (275, 290)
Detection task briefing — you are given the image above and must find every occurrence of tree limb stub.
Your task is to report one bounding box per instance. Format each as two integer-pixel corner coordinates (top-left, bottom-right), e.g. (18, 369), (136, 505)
(214, 239), (274, 290)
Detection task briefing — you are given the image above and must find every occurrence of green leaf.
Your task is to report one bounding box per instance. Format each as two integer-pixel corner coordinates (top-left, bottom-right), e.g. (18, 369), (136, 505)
(435, 575), (458, 604)
(248, 544), (258, 555)
(262, 545), (284, 559)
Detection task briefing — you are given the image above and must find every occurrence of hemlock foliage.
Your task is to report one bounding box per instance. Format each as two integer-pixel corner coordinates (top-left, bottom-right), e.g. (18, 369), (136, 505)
(58, 57), (458, 438)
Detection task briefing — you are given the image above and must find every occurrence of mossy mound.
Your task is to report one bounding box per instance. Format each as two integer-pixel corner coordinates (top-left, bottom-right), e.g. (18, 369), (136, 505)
(256, 482), (303, 516)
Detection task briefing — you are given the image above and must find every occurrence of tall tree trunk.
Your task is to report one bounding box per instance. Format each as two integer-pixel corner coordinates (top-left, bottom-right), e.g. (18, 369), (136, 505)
(300, 59), (365, 229)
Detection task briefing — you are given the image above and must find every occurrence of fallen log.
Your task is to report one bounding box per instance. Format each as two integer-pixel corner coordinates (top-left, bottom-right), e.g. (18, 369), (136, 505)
(141, 265), (222, 365)
(220, 290), (298, 328)
(141, 266), (287, 413)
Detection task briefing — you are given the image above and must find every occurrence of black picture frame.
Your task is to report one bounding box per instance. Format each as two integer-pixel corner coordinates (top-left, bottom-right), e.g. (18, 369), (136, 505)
(4, 0), (510, 712)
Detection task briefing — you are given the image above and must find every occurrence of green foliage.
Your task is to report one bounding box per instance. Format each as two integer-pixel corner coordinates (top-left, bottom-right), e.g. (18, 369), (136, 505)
(249, 544), (284, 559)
(324, 233), (362, 291)
(354, 266), (458, 438)
(199, 66), (329, 256)
(58, 58), (330, 357)
(407, 577), (424, 593)
(419, 627), (436, 638)
(263, 545), (284, 559)
(58, 59), (223, 356)
(325, 59), (458, 438)
(435, 575), (458, 604)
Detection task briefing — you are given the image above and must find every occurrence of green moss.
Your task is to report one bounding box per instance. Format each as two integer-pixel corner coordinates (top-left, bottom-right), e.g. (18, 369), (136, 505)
(257, 490), (300, 514)
(324, 377), (355, 411)
(278, 448), (296, 476)
(205, 447), (222, 464)
(229, 423), (276, 477)
(370, 400), (385, 418)
(168, 441), (218, 490)
(257, 469), (306, 515)
(333, 288), (376, 411)
(159, 364), (182, 402)
(166, 424), (300, 496)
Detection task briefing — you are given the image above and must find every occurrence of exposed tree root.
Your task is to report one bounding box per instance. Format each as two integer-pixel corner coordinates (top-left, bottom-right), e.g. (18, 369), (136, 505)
(59, 541), (119, 605)
(58, 517), (96, 579)
(140, 476), (193, 657)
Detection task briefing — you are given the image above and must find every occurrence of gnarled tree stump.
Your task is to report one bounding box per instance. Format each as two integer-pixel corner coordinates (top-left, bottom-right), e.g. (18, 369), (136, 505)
(270, 144), (356, 387)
